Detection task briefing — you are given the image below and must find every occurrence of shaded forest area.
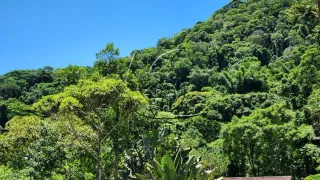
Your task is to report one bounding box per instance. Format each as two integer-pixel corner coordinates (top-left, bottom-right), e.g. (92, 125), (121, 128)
(1, 0), (320, 179)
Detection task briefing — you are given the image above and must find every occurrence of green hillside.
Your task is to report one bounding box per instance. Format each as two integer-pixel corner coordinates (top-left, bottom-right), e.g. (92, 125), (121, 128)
(1, 0), (320, 179)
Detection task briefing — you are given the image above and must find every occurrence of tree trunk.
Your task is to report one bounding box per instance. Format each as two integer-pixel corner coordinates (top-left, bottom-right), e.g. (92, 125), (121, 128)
(113, 105), (120, 180)
(249, 143), (256, 176)
(114, 148), (119, 180)
(318, 0), (320, 23)
(98, 134), (102, 180)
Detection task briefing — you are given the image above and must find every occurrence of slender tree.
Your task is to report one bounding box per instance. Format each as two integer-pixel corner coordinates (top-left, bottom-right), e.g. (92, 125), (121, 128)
(318, 0), (320, 22)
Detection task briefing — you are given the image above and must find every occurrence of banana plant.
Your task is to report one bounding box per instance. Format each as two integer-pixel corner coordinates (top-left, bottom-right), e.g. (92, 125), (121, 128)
(135, 151), (218, 180)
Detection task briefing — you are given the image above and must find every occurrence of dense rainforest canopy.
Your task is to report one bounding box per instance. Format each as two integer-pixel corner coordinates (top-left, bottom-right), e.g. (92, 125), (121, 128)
(1, 0), (320, 179)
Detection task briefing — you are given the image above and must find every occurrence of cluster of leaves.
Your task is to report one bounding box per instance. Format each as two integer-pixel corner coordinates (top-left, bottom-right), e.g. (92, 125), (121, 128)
(136, 151), (218, 180)
(1, 0), (320, 179)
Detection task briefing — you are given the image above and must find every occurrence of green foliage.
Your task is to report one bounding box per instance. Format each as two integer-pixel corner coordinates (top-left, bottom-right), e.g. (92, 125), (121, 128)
(95, 42), (120, 61)
(0, 99), (33, 127)
(136, 152), (218, 180)
(94, 43), (122, 76)
(2, 0), (320, 179)
(0, 165), (29, 180)
(294, 45), (320, 96)
(0, 67), (54, 100)
(202, 92), (281, 122)
(54, 65), (89, 87)
(221, 103), (314, 177)
(307, 88), (320, 136)
(305, 174), (320, 180)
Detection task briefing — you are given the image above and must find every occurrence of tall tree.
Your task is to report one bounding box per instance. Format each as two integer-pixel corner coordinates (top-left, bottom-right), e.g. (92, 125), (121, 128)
(34, 78), (147, 179)
(318, 0), (320, 22)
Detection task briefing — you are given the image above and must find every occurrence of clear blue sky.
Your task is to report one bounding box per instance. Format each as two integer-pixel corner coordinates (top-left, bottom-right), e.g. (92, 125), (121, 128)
(0, 0), (229, 75)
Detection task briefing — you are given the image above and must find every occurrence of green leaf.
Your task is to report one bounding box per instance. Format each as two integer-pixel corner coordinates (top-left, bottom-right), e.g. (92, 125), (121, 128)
(161, 154), (177, 180)
(135, 174), (149, 180)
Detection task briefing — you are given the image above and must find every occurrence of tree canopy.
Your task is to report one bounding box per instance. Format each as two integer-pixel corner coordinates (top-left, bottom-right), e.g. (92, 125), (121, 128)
(1, 0), (320, 179)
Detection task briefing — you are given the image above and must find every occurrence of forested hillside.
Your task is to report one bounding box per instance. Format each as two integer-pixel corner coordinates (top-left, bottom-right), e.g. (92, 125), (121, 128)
(1, 0), (320, 179)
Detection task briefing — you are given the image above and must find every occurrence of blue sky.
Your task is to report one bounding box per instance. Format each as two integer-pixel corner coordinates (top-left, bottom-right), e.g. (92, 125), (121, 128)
(0, 0), (229, 75)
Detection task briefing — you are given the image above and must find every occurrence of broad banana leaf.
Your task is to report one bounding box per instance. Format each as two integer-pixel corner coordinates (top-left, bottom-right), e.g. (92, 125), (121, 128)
(161, 154), (177, 180)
